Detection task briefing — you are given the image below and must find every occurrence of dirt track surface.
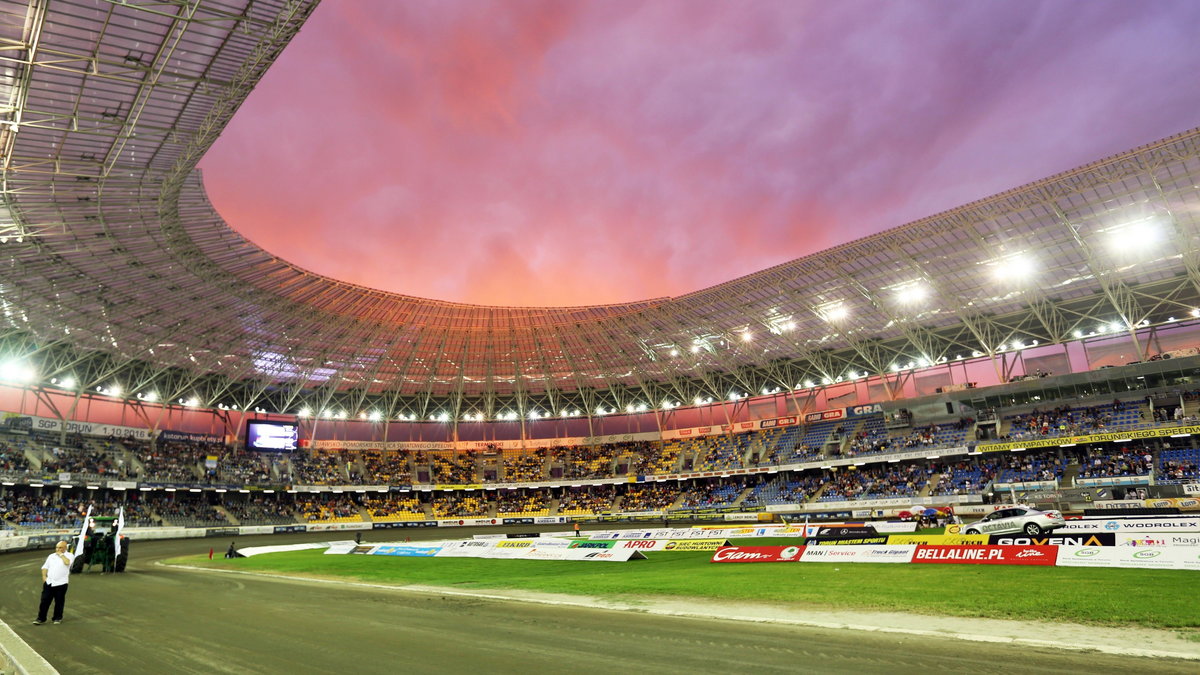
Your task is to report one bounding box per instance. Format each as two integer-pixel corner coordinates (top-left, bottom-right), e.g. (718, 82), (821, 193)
(1, 530), (1196, 674)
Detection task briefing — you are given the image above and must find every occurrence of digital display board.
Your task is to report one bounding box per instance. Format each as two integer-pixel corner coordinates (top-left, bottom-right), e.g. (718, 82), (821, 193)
(245, 420), (298, 452)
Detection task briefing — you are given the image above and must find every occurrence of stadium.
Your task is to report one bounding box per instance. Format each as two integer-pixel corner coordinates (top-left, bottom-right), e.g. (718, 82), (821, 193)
(2, 0), (1200, 672)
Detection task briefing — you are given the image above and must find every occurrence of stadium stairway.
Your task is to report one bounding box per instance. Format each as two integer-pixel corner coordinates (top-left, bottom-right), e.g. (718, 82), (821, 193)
(1060, 462), (1081, 488)
(731, 485), (756, 507)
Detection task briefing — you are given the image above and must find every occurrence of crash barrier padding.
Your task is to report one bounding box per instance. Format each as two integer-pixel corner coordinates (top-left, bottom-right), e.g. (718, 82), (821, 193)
(710, 543), (1200, 569)
(1082, 507), (1180, 517)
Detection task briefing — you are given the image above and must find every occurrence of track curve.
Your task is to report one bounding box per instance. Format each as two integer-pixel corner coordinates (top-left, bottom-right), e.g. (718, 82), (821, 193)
(0, 531), (1193, 674)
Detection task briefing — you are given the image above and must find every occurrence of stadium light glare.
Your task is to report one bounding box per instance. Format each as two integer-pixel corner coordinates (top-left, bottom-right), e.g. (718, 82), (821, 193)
(0, 360), (36, 383)
(741, 331), (753, 342)
(894, 284), (927, 304)
(335, 411), (347, 419)
(298, 406), (311, 417)
(186, 396), (199, 407)
(990, 253), (1036, 283)
(368, 411), (381, 422)
(820, 304), (848, 322)
(1106, 217), (1163, 256)
(669, 348), (679, 357)
(690, 344), (701, 353)
(1192, 308), (1200, 318)
(145, 391), (158, 402)
(693, 396), (704, 405)
(803, 380), (814, 388)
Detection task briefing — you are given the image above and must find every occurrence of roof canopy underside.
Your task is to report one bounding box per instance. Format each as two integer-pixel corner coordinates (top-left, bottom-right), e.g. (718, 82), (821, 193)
(3, 0), (1200, 416)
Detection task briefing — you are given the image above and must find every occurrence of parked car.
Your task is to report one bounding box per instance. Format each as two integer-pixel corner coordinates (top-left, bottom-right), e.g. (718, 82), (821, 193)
(961, 505), (1065, 537)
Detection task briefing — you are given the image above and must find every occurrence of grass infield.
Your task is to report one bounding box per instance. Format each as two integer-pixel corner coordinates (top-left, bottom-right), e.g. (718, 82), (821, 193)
(168, 537), (1200, 633)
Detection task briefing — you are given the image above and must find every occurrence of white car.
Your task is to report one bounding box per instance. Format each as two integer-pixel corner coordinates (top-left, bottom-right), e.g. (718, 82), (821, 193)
(962, 506), (1065, 537)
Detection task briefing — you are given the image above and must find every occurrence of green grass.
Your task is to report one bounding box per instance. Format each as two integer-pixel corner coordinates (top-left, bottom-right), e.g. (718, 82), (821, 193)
(167, 539), (1200, 632)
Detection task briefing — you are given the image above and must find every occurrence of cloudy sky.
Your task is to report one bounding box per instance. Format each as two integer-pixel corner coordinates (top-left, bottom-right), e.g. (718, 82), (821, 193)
(199, 0), (1200, 307)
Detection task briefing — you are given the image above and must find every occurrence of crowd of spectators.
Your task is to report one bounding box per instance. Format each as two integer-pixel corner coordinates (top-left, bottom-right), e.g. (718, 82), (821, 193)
(818, 464), (933, 502)
(496, 490), (550, 515)
(745, 475), (823, 506)
(503, 449), (546, 482)
(360, 451), (412, 485)
(620, 484), (680, 512)
(633, 442), (679, 475)
(142, 440), (205, 482)
(930, 459), (1000, 496)
(289, 451), (348, 484)
(677, 481), (741, 508)
(557, 487), (614, 515)
(155, 499), (229, 526)
(222, 497), (295, 525)
(1075, 447), (1153, 479)
(430, 494), (487, 518)
(558, 445), (618, 479)
(363, 495), (425, 520)
(217, 450), (272, 484)
(0, 495), (93, 528)
(0, 442), (31, 476)
(993, 450), (1065, 484)
(427, 451), (477, 484)
(296, 495), (361, 521)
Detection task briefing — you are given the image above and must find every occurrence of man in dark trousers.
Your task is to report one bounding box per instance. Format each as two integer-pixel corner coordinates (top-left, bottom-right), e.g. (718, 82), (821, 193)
(34, 540), (75, 625)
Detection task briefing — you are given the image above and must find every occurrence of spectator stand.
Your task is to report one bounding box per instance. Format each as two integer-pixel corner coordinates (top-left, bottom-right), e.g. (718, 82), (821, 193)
(496, 488), (550, 517)
(676, 479), (743, 510)
(619, 483), (681, 513)
(296, 494), (363, 523)
(1158, 446), (1200, 484)
(991, 448), (1066, 492)
(557, 486), (615, 516)
(430, 493), (488, 518)
(363, 494), (426, 521)
(1070, 445), (1153, 487)
(359, 450), (413, 486)
(743, 474), (824, 508)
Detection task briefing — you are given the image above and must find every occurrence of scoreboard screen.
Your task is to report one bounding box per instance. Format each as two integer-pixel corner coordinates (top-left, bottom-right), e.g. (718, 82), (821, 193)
(245, 420), (298, 452)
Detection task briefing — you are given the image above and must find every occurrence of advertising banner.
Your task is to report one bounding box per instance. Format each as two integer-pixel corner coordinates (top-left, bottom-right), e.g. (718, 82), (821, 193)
(436, 540), (499, 557)
(911, 545), (1057, 566)
(1057, 518), (1200, 533)
(568, 541), (616, 549)
(798, 545), (917, 563)
(888, 534), (988, 545)
(1117, 533), (1200, 547)
(1056, 546), (1200, 570)
(711, 545), (805, 563)
(519, 547), (647, 562)
(989, 533), (1114, 546)
(369, 544), (442, 557)
(660, 539), (729, 551)
(804, 536), (889, 546)
(976, 424), (1200, 453)
(1184, 484), (1200, 496)
(804, 409), (845, 423)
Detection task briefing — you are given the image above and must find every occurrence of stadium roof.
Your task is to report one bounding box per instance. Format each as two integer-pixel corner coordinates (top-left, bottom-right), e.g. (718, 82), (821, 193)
(2, 0), (1200, 421)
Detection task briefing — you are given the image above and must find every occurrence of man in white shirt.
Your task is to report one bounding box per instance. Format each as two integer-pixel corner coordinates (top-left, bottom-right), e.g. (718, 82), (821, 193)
(33, 540), (75, 625)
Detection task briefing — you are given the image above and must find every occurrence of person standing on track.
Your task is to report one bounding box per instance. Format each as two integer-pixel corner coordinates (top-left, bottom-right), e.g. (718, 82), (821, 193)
(34, 540), (75, 625)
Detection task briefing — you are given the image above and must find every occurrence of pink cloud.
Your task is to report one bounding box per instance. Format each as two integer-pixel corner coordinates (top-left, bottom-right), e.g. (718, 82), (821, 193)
(199, 0), (1200, 306)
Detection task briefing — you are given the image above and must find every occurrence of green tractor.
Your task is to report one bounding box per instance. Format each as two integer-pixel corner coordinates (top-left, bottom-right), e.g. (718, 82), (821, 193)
(70, 513), (130, 574)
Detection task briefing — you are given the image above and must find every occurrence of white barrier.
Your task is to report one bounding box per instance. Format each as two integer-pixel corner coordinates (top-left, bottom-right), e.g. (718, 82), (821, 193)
(1056, 546), (1200, 570)
(1059, 518), (1200, 533)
